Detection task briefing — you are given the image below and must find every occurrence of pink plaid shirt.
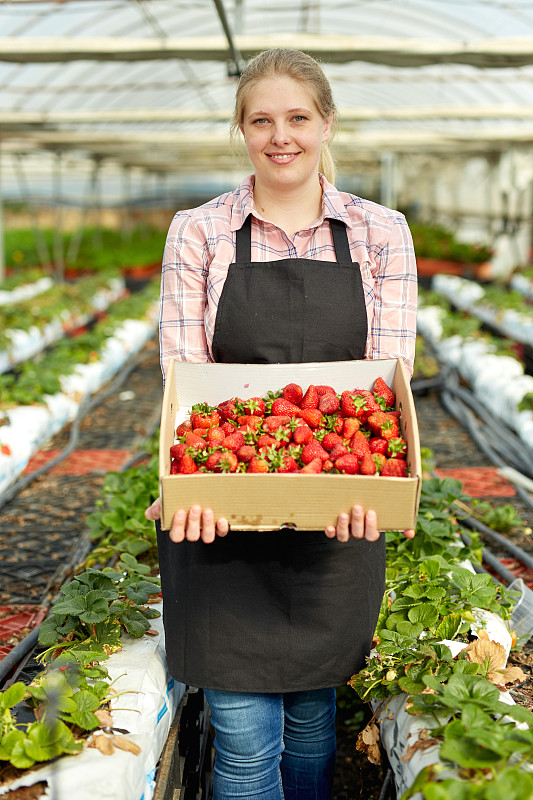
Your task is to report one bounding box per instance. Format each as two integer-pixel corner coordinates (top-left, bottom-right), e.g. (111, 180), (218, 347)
(160, 174), (417, 380)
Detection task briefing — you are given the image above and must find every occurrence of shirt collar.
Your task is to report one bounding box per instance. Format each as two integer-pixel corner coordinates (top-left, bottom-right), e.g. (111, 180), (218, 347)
(230, 173), (353, 232)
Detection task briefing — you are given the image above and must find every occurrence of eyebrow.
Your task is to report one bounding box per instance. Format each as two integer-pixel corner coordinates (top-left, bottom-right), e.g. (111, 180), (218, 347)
(246, 107), (313, 119)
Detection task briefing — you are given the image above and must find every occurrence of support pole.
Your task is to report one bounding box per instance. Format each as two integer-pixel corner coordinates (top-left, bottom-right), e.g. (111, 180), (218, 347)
(53, 151), (64, 281)
(0, 148), (5, 283)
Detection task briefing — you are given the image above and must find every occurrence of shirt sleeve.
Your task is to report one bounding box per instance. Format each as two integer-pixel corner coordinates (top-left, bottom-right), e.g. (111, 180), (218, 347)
(367, 214), (417, 378)
(159, 211), (211, 382)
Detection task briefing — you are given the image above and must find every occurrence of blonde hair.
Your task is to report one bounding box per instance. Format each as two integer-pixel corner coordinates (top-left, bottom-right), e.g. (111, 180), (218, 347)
(231, 48), (337, 184)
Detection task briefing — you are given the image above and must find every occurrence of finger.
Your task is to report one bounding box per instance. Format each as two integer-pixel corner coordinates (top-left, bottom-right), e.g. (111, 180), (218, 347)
(186, 505), (202, 541)
(324, 525), (337, 539)
(216, 518), (230, 538)
(336, 512), (350, 543)
(144, 497), (161, 521)
(402, 528), (416, 539)
(364, 510), (380, 542)
(350, 505), (365, 539)
(169, 509), (186, 543)
(200, 509), (216, 543)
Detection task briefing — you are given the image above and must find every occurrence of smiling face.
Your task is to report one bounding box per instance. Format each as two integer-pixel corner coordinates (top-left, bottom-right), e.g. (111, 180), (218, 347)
(240, 76), (333, 196)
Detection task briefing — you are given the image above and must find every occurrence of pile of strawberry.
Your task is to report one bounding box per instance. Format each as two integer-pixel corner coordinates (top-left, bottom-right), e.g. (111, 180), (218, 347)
(170, 377), (408, 477)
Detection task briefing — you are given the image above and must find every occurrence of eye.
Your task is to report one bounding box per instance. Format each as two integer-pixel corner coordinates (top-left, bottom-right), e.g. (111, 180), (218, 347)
(292, 115), (307, 122)
(252, 117), (269, 125)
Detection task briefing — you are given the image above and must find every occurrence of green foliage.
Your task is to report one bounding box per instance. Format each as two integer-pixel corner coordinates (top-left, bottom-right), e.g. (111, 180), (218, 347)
(408, 221), (491, 264)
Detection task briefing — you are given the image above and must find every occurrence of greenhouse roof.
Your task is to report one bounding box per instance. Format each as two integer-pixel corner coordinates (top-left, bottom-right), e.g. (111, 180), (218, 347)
(1, 0), (533, 176)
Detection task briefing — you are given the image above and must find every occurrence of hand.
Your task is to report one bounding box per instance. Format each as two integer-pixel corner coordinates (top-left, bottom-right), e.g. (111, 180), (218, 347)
(145, 498), (230, 544)
(325, 505), (415, 543)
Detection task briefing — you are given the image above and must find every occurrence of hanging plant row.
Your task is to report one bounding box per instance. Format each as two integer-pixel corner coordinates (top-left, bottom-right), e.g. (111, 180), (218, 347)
(0, 274), (126, 375)
(431, 274), (533, 348)
(417, 289), (533, 449)
(0, 274), (54, 307)
(0, 280), (160, 497)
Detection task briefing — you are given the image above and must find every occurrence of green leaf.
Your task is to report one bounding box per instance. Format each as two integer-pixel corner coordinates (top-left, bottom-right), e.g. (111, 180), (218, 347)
(408, 604), (440, 628)
(440, 736), (501, 768)
(70, 710), (100, 730)
(73, 690), (100, 713)
(435, 613), (462, 641)
(117, 606), (150, 637)
(486, 767), (533, 800)
(396, 621), (425, 639)
(0, 682), (26, 709)
(126, 538), (151, 557)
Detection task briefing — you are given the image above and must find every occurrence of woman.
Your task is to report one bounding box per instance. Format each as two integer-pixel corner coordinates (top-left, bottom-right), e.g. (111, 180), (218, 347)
(146, 48), (417, 800)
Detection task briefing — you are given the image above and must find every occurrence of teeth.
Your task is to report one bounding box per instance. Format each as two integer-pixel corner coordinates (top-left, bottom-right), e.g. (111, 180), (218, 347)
(269, 154), (294, 160)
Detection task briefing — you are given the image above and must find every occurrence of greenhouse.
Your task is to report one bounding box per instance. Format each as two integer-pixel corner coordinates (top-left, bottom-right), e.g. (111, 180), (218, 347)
(1, 1), (533, 799)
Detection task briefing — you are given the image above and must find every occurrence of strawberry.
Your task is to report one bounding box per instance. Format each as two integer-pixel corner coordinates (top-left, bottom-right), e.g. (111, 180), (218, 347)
(178, 453), (199, 474)
(359, 453), (376, 475)
(237, 414), (263, 431)
(341, 390), (380, 420)
(334, 454), (359, 474)
(223, 431), (246, 452)
(240, 397), (266, 416)
(170, 459), (180, 474)
(373, 377), (395, 409)
(207, 426), (226, 446)
(301, 384), (319, 410)
(206, 450), (238, 473)
(301, 439), (329, 464)
(318, 393), (340, 414)
(190, 402), (220, 429)
(263, 415), (291, 432)
(372, 453), (386, 473)
(323, 459), (334, 472)
(367, 411), (400, 440)
(322, 432), (343, 452)
(170, 443), (187, 460)
(386, 437), (407, 458)
(299, 408), (323, 428)
(247, 456), (269, 473)
(300, 458), (323, 473)
(184, 432), (207, 450)
(257, 434), (280, 451)
(236, 444), (257, 463)
(329, 443), (350, 461)
(315, 385), (336, 397)
(268, 449), (299, 473)
(282, 383), (304, 406)
(381, 458), (408, 477)
(369, 437), (388, 455)
(292, 424), (314, 445)
(221, 420), (237, 435)
(273, 427), (291, 446)
(176, 420), (192, 436)
(350, 431), (371, 458)
(217, 398), (240, 422)
(192, 428), (207, 438)
(271, 398), (301, 417)
(343, 417), (360, 439)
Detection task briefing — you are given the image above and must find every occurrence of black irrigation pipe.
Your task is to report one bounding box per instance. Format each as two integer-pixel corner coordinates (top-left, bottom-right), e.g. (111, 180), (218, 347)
(459, 531), (517, 585)
(440, 389), (533, 512)
(0, 344), (157, 514)
(0, 629), (40, 687)
(458, 510), (533, 574)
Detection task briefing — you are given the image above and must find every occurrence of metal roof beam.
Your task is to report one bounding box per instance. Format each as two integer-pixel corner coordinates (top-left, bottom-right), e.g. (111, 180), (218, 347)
(1, 34), (533, 68)
(1, 105), (533, 125)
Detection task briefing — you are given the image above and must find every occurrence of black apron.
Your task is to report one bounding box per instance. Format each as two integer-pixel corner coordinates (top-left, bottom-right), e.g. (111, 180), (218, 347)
(157, 214), (386, 693)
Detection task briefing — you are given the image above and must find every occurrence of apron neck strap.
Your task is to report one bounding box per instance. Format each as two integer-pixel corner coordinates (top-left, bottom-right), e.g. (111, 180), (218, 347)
(235, 214), (352, 263)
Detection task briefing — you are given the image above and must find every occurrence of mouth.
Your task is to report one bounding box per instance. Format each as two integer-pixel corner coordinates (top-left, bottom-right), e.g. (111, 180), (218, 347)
(266, 152), (300, 164)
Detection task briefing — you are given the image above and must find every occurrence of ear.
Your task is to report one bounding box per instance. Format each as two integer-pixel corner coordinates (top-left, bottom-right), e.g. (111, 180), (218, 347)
(239, 123), (245, 139)
(322, 111), (334, 143)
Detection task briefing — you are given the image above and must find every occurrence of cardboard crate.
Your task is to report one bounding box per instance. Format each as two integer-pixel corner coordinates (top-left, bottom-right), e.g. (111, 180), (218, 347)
(160, 359), (422, 532)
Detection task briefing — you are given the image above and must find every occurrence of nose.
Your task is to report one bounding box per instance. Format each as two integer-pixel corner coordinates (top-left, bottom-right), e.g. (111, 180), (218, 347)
(271, 122), (291, 146)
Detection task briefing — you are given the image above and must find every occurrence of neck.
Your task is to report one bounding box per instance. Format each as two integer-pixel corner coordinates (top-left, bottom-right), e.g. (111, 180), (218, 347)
(253, 176), (323, 236)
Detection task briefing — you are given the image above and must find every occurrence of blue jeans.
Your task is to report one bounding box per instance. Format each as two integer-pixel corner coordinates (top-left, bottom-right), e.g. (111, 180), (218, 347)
(204, 688), (336, 800)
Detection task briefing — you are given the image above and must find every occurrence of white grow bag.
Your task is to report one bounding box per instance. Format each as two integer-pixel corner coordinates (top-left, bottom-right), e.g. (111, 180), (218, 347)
(0, 601), (186, 800)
